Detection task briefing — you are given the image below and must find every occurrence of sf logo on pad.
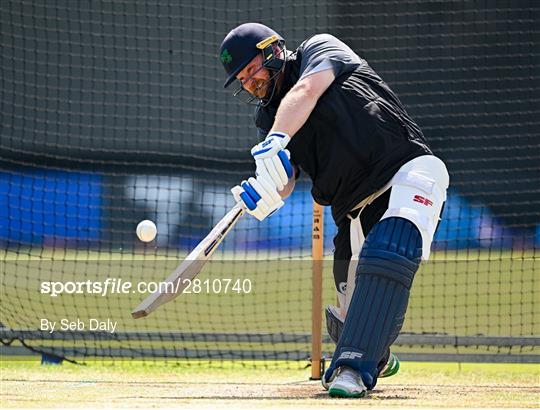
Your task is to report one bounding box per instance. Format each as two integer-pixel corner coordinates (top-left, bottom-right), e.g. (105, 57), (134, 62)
(338, 351), (364, 360)
(413, 194), (433, 206)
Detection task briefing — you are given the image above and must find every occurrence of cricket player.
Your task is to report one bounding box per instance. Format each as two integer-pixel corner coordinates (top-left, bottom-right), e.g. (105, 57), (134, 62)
(219, 23), (449, 398)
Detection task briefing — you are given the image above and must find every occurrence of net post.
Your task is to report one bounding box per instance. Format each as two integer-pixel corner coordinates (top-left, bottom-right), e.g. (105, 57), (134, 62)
(310, 201), (324, 380)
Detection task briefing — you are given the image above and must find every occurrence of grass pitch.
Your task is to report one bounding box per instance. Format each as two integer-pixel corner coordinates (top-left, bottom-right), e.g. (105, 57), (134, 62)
(1, 359), (539, 409)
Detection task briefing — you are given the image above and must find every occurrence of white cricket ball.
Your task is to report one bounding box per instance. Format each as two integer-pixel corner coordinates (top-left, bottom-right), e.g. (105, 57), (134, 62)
(136, 220), (157, 242)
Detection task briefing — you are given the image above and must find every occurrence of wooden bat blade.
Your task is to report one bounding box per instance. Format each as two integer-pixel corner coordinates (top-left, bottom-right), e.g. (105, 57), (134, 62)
(131, 203), (244, 319)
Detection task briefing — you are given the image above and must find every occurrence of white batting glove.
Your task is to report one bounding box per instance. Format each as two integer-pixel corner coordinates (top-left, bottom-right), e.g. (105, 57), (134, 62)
(231, 175), (284, 221)
(251, 132), (294, 191)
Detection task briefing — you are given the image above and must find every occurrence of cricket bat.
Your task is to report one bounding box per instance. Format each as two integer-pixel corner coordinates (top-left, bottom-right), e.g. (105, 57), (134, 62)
(131, 203), (244, 319)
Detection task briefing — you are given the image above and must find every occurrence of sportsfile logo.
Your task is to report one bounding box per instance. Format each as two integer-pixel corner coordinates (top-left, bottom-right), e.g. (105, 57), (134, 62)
(413, 194), (433, 206)
(338, 351), (363, 360)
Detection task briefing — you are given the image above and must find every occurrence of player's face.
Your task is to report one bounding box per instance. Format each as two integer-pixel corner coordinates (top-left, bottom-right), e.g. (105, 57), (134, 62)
(236, 54), (270, 99)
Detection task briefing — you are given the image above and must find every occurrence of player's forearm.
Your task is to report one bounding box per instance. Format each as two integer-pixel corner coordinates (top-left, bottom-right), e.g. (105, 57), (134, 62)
(270, 83), (319, 137)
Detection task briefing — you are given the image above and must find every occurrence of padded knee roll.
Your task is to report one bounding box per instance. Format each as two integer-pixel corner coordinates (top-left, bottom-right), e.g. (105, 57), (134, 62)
(323, 217), (422, 389)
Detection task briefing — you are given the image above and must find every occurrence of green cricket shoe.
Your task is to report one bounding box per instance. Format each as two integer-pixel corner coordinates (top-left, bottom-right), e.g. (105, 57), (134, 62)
(379, 352), (400, 378)
(328, 367), (367, 398)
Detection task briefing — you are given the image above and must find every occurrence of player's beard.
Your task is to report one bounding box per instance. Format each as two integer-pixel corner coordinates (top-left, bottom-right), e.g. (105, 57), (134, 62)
(252, 79), (270, 99)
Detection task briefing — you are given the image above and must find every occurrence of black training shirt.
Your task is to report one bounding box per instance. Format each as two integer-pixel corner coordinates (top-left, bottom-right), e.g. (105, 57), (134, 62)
(255, 34), (432, 224)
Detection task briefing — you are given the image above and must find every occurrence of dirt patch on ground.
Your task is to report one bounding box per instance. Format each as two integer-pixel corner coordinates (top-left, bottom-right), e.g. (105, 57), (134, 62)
(2, 362), (539, 408)
(3, 378), (539, 408)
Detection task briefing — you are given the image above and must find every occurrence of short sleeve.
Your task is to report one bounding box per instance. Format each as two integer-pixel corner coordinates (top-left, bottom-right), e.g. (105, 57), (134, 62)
(298, 34), (364, 80)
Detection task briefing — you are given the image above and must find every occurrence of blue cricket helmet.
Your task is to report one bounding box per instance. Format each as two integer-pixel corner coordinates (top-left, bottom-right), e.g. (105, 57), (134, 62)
(219, 23), (283, 88)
